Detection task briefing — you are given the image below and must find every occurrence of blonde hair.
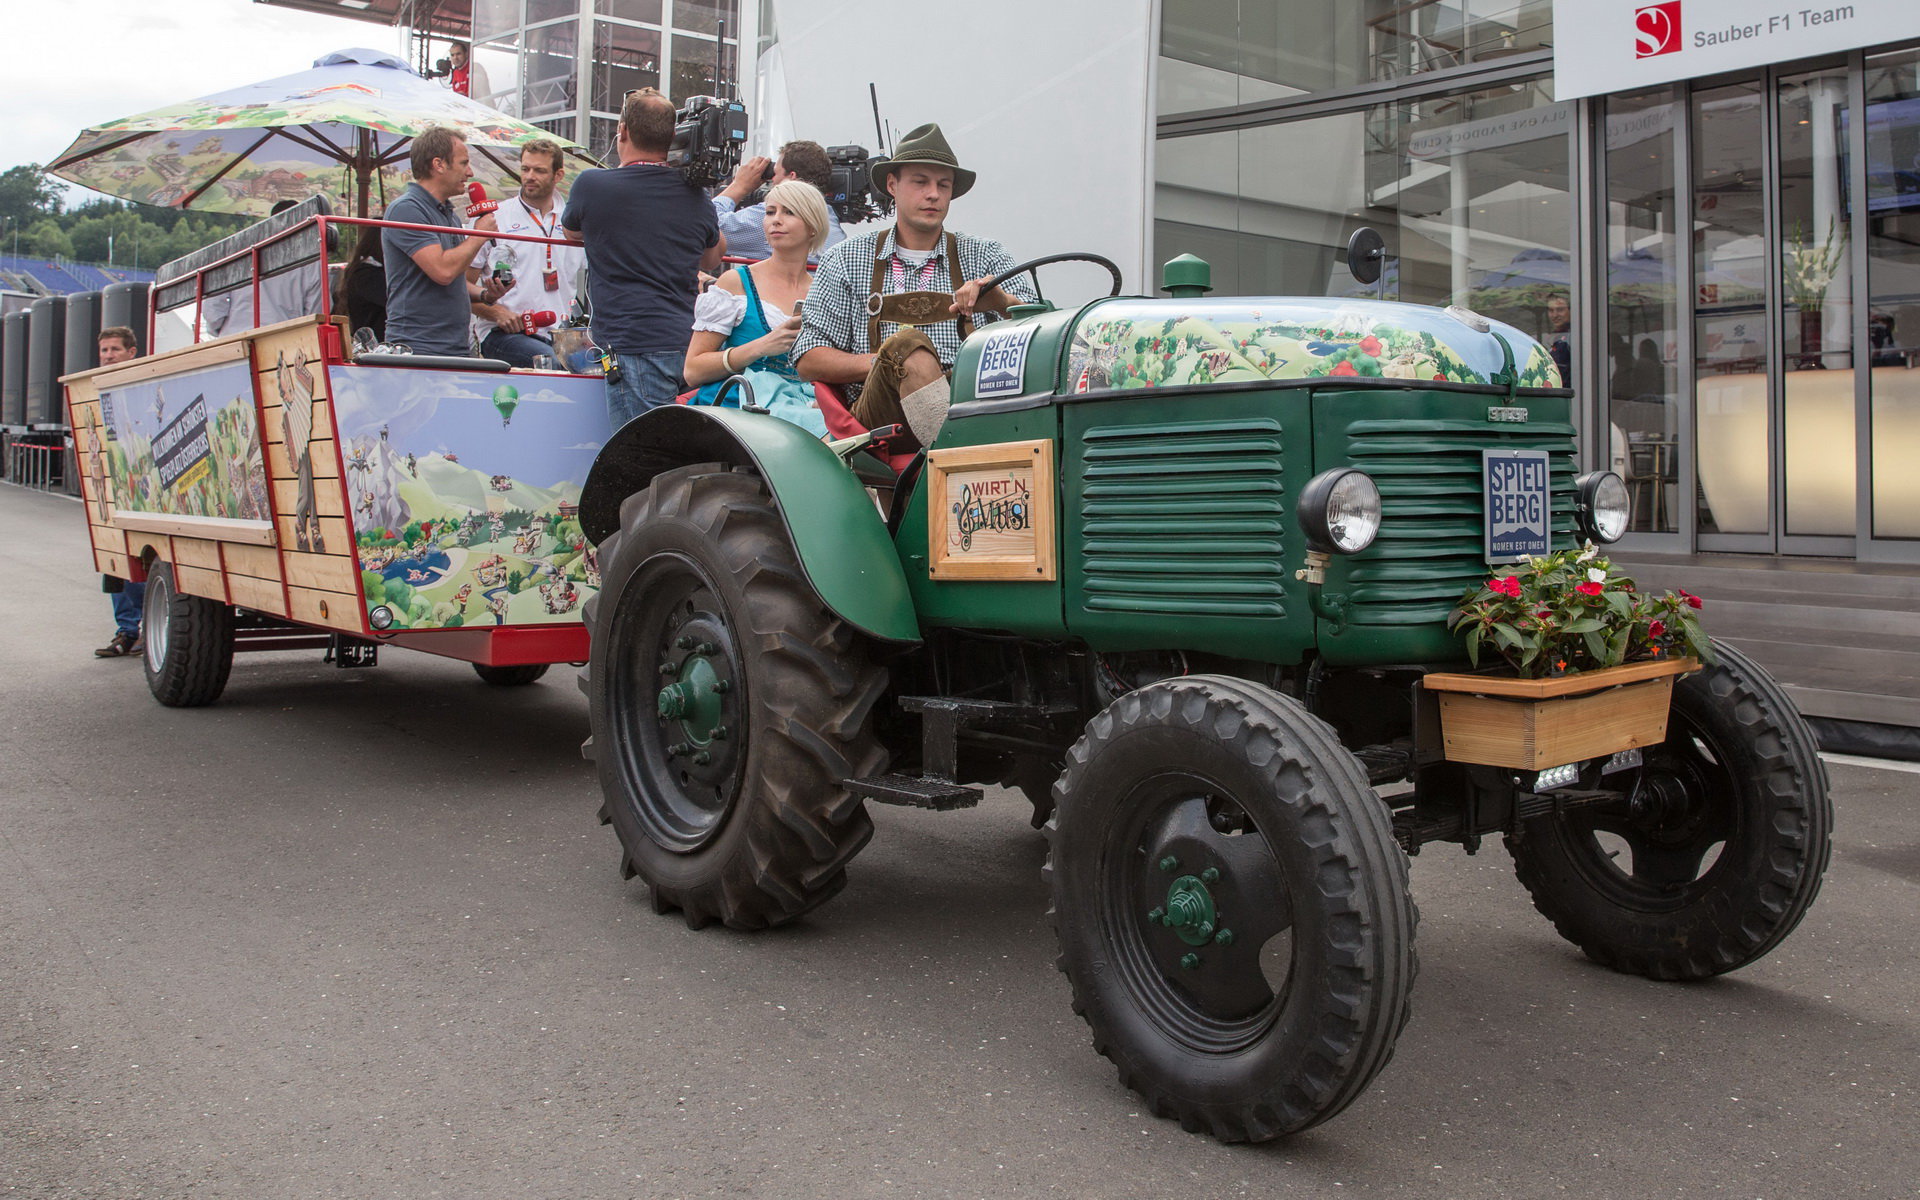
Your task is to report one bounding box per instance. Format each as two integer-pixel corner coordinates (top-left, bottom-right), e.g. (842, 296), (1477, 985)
(765, 179), (830, 252)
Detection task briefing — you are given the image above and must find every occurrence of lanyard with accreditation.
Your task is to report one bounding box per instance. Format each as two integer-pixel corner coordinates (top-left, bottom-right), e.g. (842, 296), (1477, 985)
(519, 197), (561, 291)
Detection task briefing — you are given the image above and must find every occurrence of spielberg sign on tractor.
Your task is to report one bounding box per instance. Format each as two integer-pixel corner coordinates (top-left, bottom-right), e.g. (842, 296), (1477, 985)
(1484, 448), (1551, 563)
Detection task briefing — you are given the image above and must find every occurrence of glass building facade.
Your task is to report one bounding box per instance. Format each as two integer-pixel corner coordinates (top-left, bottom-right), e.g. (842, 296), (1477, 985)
(1155, 7), (1920, 562)
(468, 0), (740, 163)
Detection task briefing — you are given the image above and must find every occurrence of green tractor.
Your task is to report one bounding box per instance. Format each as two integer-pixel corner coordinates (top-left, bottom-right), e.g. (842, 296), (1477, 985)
(574, 253), (1832, 1143)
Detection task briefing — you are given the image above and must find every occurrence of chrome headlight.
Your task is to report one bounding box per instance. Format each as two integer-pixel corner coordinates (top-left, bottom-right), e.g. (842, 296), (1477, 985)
(1575, 471), (1630, 543)
(1298, 469), (1382, 555)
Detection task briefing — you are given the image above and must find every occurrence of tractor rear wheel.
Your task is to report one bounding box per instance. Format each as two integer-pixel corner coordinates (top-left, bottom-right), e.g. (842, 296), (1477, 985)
(141, 562), (235, 708)
(583, 464), (888, 930)
(1046, 675), (1417, 1142)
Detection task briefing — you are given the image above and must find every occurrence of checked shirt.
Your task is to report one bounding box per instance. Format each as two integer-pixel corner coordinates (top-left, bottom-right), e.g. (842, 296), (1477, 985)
(793, 226), (1033, 401)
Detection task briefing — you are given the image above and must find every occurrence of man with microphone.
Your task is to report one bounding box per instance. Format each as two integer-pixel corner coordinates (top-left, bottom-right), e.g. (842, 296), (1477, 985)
(381, 126), (505, 357)
(467, 139), (583, 367)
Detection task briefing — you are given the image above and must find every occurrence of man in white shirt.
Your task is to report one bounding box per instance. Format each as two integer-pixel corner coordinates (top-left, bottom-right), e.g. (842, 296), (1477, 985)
(469, 139), (584, 367)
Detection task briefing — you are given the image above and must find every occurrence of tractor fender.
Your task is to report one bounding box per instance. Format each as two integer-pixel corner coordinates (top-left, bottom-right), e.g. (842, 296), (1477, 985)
(579, 405), (921, 644)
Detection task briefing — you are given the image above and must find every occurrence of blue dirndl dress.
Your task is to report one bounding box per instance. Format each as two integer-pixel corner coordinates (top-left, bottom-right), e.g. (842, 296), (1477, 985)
(689, 266), (826, 436)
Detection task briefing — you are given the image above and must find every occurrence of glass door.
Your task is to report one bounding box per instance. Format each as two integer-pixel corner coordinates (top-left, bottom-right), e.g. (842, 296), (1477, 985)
(1602, 86), (1685, 543)
(1865, 47), (1920, 553)
(1688, 64), (1861, 555)
(1691, 78), (1774, 551)
(1778, 63), (1857, 551)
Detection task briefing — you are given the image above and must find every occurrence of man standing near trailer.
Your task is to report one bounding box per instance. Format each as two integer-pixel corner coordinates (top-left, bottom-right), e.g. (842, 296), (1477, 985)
(92, 326), (143, 659)
(562, 88), (723, 426)
(382, 127), (503, 357)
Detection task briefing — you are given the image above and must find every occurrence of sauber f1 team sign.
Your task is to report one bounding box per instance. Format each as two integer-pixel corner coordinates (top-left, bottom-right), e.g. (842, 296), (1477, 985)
(1552, 1), (1920, 100)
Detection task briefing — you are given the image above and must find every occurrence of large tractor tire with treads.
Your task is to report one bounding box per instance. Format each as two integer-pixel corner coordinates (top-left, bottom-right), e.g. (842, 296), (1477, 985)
(1046, 674), (1418, 1142)
(1507, 640), (1832, 980)
(582, 463), (889, 930)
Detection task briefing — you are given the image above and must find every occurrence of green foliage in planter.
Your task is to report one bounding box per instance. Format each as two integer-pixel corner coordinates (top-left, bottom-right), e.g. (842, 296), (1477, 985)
(1447, 545), (1711, 679)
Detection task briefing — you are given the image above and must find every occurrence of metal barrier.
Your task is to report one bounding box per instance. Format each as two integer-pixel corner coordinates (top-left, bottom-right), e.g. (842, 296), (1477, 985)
(4, 438), (70, 492)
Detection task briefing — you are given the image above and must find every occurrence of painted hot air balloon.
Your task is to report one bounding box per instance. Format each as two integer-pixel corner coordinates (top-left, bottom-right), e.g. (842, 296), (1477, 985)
(492, 383), (519, 427)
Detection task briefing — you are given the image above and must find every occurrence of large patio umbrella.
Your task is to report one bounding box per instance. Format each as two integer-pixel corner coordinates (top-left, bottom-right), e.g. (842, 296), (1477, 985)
(47, 48), (599, 217)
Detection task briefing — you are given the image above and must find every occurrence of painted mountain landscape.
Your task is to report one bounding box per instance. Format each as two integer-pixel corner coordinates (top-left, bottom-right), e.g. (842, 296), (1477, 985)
(328, 366), (612, 631)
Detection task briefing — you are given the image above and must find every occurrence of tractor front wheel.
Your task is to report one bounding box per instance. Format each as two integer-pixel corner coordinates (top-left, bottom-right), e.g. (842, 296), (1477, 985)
(1047, 675), (1417, 1142)
(1507, 641), (1832, 980)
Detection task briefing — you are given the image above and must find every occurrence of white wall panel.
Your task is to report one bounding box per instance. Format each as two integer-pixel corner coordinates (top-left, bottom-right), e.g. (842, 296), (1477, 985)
(753, 0), (1158, 293)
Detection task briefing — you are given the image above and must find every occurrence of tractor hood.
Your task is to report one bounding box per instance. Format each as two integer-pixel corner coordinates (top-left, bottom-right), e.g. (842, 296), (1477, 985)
(1054, 297), (1564, 397)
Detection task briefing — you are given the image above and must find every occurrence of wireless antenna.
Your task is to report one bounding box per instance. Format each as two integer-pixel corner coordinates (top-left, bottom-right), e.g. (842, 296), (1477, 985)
(869, 83), (887, 153)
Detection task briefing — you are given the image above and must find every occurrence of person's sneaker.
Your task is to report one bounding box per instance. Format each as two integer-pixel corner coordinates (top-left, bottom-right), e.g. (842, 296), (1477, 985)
(94, 632), (136, 658)
(128, 636), (145, 656)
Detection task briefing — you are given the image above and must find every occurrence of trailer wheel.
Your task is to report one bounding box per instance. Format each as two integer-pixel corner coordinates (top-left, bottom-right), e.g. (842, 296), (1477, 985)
(583, 464), (888, 930)
(1507, 641), (1832, 980)
(141, 562), (235, 708)
(1046, 675), (1417, 1142)
(472, 662), (550, 686)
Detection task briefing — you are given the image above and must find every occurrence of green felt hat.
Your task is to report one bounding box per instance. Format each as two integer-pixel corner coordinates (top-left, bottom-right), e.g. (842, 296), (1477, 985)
(872, 123), (976, 198)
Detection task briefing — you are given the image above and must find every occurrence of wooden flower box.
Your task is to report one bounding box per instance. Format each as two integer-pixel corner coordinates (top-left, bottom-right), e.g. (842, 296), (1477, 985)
(1421, 658), (1701, 771)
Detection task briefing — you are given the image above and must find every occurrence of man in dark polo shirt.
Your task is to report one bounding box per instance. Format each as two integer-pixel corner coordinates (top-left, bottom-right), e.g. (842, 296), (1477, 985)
(382, 126), (501, 356)
(563, 88), (722, 427)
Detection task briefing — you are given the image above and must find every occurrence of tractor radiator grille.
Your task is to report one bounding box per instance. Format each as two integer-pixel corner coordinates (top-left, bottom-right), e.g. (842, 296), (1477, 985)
(1338, 416), (1578, 626)
(1078, 418), (1289, 618)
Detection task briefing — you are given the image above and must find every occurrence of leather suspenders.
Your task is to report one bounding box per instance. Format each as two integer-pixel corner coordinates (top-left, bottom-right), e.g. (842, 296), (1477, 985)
(865, 230), (973, 349)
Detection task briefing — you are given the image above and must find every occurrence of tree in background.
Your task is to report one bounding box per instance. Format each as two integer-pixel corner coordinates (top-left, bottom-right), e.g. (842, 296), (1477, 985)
(0, 165), (61, 232)
(0, 164), (249, 268)
(23, 219), (72, 259)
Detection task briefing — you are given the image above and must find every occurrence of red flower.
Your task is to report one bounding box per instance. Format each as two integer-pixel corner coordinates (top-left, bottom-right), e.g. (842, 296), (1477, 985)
(1329, 362), (1359, 377)
(1359, 335), (1384, 356)
(1536, 608), (1554, 619)
(1575, 581), (1603, 597)
(1488, 576), (1522, 597)
(1680, 589), (1703, 609)
(1432, 373), (1447, 381)
(1648, 619), (1667, 637)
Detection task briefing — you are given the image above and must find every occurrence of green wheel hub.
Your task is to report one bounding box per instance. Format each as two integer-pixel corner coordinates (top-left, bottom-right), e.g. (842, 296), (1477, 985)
(657, 654), (724, 742)
(1156, 873), (1221, 947)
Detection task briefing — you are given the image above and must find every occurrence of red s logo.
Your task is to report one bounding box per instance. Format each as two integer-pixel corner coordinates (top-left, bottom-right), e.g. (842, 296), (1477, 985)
(1635, 2), (1683, 57)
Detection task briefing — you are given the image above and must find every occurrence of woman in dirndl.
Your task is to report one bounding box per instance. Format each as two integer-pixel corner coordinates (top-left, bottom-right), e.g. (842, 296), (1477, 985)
(682, 179), (831, 435)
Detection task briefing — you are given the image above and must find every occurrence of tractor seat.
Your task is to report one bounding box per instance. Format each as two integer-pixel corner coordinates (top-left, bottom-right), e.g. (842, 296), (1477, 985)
(813, 383), (918, 474)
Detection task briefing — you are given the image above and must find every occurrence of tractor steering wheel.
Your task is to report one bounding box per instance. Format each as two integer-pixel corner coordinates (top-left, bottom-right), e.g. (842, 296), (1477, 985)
(982, 253), (1124, 307)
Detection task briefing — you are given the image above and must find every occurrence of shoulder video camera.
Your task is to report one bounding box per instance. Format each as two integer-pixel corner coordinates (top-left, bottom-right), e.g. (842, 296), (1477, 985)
(824, 145), (891, 224)
(668, 96), (749, 187)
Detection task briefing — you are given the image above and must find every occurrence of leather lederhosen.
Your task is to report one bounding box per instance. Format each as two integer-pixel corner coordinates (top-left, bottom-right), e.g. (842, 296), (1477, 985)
(866, 231), (973, 350)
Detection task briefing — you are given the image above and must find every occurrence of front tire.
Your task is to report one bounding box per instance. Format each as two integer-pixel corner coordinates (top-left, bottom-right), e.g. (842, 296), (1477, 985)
(141, 562), (235, 708)
(1047, 675), (1417, 1142)
(583, 464), (888, 930)
(1507, 641), (1833, 980)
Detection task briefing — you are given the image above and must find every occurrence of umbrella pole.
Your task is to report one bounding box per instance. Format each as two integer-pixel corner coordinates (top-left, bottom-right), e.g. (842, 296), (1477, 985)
(356, 127), (372, 218)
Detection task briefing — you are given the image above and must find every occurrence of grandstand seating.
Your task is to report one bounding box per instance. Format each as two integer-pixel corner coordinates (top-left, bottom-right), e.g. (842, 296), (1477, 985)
(0, 255), (156, 298)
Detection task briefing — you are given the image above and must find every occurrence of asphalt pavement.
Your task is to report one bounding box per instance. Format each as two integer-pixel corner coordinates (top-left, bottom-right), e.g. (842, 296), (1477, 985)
(3, 482), (1917, 1199)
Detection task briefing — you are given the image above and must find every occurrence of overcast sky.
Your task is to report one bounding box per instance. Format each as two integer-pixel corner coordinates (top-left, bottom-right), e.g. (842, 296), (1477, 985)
(13, 0), (422, 200)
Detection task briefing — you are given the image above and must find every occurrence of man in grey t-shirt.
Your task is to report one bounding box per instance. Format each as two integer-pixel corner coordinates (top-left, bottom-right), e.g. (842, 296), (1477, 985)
(382, 127), (502, 356)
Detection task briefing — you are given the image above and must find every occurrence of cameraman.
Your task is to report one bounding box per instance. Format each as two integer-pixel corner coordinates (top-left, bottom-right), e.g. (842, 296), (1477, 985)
(563, 88), (722, 426)
(711, 141), (846, 261)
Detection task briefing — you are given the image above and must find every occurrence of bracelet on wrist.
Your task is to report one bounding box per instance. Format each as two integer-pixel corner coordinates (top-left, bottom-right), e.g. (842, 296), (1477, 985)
(722, 346), (735, 374)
